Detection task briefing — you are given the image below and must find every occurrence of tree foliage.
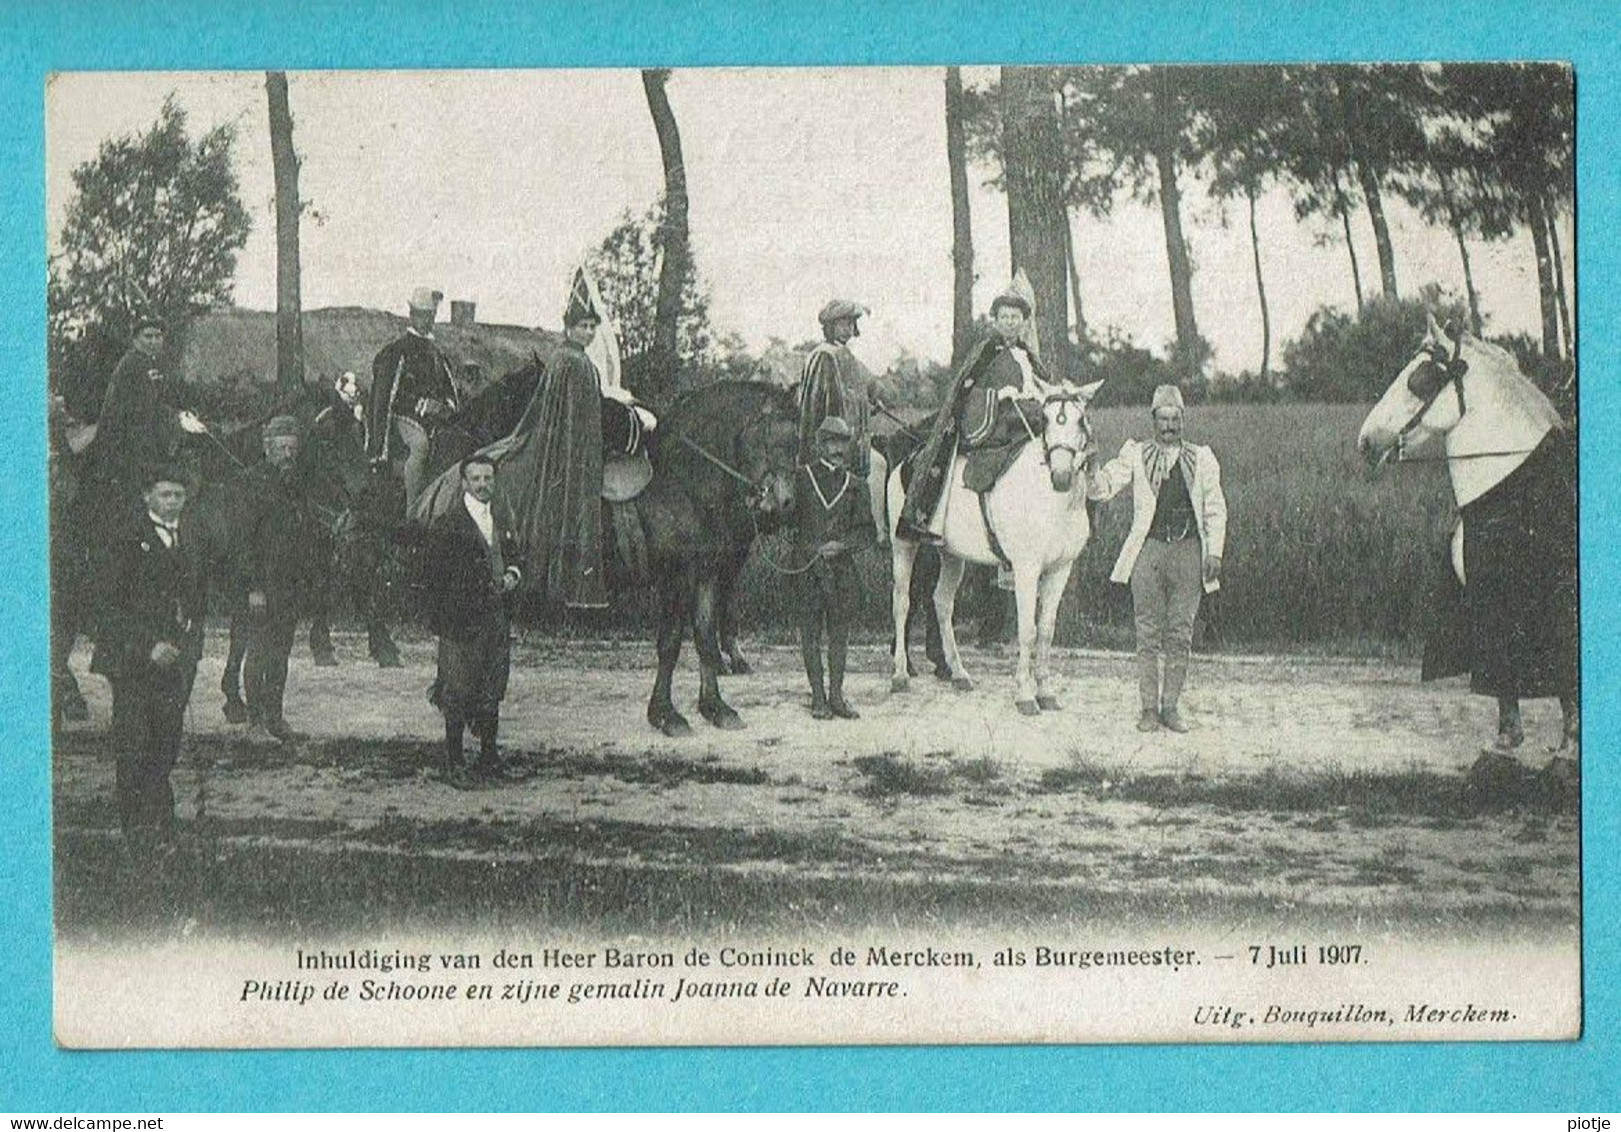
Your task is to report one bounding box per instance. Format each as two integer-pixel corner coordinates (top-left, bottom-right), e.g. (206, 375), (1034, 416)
(49, 96), (251, 405)
(584, 198), (717, 400)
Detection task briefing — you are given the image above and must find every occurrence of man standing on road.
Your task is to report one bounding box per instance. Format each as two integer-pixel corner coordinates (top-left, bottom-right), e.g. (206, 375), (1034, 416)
(90, 465), (206, 855)
(368, 288), (461, 506)
(235, 415), (325, 746)
(1086, 384), (1227, 733)
(423, 454), (523, 786)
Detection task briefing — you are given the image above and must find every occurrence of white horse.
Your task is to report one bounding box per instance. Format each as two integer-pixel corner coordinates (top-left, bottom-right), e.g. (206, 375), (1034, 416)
(1356, 312), (1577, 756)
(888, 380), (1102, 714)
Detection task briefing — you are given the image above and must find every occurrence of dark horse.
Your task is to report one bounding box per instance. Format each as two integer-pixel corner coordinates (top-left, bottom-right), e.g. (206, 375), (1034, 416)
(483, 375), (799, 734)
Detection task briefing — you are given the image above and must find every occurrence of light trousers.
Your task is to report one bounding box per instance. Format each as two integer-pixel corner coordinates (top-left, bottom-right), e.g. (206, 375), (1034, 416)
(1129, 536), (1203, 713)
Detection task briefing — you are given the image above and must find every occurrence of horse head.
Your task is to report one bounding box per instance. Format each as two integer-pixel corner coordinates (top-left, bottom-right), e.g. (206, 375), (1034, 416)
(1357, 311), (1562, 481)
(733, 391), (801, 524)
(1040, 378), (1104, 494)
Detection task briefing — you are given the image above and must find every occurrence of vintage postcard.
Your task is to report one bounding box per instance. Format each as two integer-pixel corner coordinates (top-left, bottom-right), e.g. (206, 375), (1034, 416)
(47, 63), (1578, 1047)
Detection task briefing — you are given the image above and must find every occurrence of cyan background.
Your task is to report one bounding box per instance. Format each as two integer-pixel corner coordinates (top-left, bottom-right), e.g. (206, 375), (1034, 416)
(2, 0), (1614, 1112)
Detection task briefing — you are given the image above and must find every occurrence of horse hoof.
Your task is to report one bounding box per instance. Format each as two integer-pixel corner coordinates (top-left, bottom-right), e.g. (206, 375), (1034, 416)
(653, 713), (692, 738)
(1037, 695), (1061, 712)
(1495, 726), (1525, 751)
(891, 676), (910, 694)
(951, 676), (974, 692)
(312, 652), (339, 668)
(222, 699), (248, 724)
(728, 656), (752, 676)
(703, 708), (745, 731)
(59, 698), (90, 724)
(375, 653), (404, 670)
(932, 665), (953, 681)
(1015, 700), (1040, 717)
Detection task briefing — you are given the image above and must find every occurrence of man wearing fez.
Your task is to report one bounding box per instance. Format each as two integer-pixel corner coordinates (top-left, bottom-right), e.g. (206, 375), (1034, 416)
(895, 288), (1052, 542)
(92, 314), (209, 513)
(1086, 384), (1227, 733)
(89, 465), (205, 853)
(368, 288), (461, 505)
(235, 415), (325, 746)
(793, 416), (874, 720)
(423, 454), (522, 785)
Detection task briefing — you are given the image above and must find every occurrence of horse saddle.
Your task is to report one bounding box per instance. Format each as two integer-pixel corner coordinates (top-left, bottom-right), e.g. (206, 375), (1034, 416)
(961, 437), (1030, 494)
(600, 397), (655, 502)
(602, 451), (654, 502)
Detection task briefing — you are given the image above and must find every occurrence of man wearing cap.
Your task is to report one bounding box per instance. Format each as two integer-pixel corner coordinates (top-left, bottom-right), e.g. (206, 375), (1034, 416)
(423, 454), (523, 785)
(501, 280), (609, 609)
(232, 415), (325, 745)
(896, 289), (1051, 541)
(793, 416), (874, 720)
(368, 289), (461, 505)
(90, 465), (206, 853)
(1086, 384), (1227, 733)
(92, 315), (209, 516)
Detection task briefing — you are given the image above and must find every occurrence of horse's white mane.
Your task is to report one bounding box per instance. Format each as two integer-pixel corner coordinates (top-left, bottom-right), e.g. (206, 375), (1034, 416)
(1460, 334), (1565, 434)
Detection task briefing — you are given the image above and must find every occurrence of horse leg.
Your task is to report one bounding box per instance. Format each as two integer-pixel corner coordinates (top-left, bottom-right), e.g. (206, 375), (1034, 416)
(693, 576), (743, 730)
(647, 576), (691, 737)
(934, 554), (973, 691)
(890, 535), (918, 692)
(716, 542), (751, 676)
(1011, 564), (1042, 715)
(1557, 694), (1579, 756)
(914, 547), (949, 679)
(360, 547), (403, 668)
(1035, 563), (1074, 711)
(307, 573), (338, 667)
(1495, 696), (1525, 751)
(221, 614), (249, 723)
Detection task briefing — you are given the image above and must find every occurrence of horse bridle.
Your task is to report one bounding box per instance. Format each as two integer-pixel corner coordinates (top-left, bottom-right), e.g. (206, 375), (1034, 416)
(1394, 336), (1469, 458)
(1024, 390), (1091, 468)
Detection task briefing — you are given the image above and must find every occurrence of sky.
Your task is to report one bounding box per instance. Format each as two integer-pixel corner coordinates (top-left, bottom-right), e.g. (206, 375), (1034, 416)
(45, 67), (1575, 377)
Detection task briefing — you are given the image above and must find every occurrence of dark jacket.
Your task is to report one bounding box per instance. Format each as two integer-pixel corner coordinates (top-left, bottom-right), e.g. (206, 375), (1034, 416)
(229, 461), (327, 605)
(793, 462), (874, 557)
(90, 509), (206, 680)
(92, 348), (193, 499)
(367, 330), (460, 460)
(422, 494), (522, 639)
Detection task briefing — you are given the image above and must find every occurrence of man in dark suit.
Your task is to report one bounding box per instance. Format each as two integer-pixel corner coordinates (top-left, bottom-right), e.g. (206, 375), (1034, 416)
(423, 454), (522, 785)
(233, 415), (325, 746)
(90, 465), (206, 853)
(367, 288), (461, 506)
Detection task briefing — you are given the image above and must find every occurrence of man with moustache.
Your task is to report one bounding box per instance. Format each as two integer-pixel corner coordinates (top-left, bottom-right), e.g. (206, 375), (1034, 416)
(90, 465), (206, 854)
(423, 454), (523, 785)
(1086, 384), (1227, 733)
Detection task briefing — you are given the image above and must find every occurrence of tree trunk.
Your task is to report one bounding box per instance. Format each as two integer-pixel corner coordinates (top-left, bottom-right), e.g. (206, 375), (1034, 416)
(1332, 170), (1364, 312)
(999, 66), (1072, 377)
(1452, 219), (1483, 338)
(1543, 196), (1574, 361)
(1154, 140), (1199, 379)
(945, 67), (975, 370)
(1527, 193), (1560, 360)
(1356, 160), (1399, 301)
(266, 71), (303, 390)
(641, 68), (690, 399)
(1062, 214), (1087, 345)
(1246, 186), (1270, 380)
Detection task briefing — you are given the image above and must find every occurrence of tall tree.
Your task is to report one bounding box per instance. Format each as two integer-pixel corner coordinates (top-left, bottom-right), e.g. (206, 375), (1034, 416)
(641, 68), (691, 400)
(48, 97), (251, 409)
(944, 67), (976, 369)
(999, 66), (1073, 377)
(266, 71), (304, 390)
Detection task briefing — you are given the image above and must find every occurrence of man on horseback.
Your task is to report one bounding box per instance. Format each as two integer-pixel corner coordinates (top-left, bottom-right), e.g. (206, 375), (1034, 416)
(368, 288), (461, 506)
(1086, 384), (1227, 734)
(895, 288), (1051, 543)
(91, 314), (210, 512)
(797, 298), (892, 549)
(232, 414), (328, 745)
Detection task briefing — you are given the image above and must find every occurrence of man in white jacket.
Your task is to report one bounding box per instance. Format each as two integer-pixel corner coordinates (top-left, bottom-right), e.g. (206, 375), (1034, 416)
(1087, 384), (1227, 733)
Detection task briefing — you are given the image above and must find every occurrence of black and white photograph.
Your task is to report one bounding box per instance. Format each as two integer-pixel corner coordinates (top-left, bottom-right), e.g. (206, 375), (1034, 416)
(46, 63), (1579, 1047)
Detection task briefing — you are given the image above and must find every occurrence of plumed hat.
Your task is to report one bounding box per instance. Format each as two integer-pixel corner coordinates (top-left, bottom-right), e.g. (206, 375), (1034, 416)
(1151, 384), (1186, 412)
(817, 299), (868, 325)
(816, 415), (854, 440)
(409, 287), (443, 312)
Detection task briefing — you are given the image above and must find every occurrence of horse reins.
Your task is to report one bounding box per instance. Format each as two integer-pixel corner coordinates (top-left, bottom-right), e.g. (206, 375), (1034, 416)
(1386, 338), (1540, 467)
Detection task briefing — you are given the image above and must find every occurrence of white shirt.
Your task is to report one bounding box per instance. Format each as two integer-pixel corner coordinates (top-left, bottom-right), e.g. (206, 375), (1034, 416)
(148, 511), (179, 548)
(464, 493), (494, 545)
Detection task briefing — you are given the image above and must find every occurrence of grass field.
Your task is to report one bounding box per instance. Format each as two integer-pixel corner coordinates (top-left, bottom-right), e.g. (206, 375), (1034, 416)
(733, 403), (1458, 655)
